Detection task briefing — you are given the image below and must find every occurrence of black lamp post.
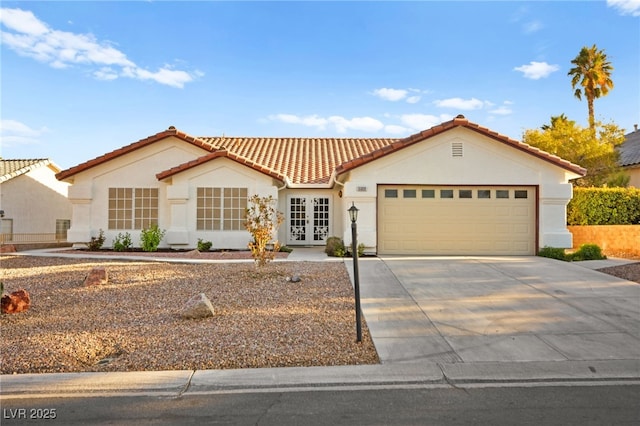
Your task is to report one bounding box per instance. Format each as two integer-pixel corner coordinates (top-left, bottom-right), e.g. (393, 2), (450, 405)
(348, 202), (362, 342)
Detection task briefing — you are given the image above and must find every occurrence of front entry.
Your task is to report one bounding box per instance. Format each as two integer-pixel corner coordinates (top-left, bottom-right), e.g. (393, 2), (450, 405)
(287, 195), (331, 245)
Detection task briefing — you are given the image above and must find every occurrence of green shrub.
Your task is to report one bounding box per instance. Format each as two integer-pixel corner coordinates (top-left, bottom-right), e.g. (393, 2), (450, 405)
(279, 245), (293, 253)
(197, 238), (213, 252)
(346, 242), (366, 257)
(568, 187), (640, 225)
(113, 232), (132, 252)
(140, 224), (166, 252)
(570, 243), (606, 261)
(538, 244), (606, 262)
(538, 246), (568, 261)
(87, 229), (105, 251)
(325, 237), (346, 257)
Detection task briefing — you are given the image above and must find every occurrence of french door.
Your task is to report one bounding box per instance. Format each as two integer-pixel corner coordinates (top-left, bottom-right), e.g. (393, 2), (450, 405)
(287, 195), (331, 245)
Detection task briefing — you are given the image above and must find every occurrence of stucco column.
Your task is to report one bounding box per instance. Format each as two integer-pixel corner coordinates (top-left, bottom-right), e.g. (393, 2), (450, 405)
(539, 183), (574, 249)
(165, 184), (189, 246)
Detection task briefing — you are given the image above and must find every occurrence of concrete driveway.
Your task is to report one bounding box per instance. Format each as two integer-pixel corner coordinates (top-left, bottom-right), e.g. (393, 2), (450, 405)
(349, 256), (640, 365)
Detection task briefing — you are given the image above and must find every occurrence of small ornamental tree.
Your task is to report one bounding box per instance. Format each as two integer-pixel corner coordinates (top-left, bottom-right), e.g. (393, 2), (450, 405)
(245, 195), (284, 266)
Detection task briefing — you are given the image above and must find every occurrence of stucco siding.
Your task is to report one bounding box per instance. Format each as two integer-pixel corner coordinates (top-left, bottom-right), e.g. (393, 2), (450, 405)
(341, 128), (579, 252)
(0, 166), (71, 235)
(165, 157), (280, 250)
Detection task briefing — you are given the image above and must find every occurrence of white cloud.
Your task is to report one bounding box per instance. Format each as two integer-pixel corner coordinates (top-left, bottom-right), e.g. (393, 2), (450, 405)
(514, 61), (559, 80)
(328, 116), (384, 133)
(268, 114), (328, 130)
(372, 88), (408, 102)
(0, 119), (49, 147)
(523, 20), (543, 34)
(489, 106), (513, 116)
(607, 0), (640, 16)
(267, 114), (383, 133)
(433, 97), (485, 110)
(384, 124), (412, 135)
(400, 114), (454, 130)
(0, 7), (201, 88)
(372, 87), (427, 104)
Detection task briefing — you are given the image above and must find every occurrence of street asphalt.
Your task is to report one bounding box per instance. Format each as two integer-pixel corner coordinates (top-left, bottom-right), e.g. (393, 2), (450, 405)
(2, 248), (639, 399)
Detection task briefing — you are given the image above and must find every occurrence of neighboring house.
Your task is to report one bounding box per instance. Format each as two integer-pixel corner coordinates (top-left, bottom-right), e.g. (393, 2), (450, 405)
(619, 126), (640, 188)
(0, 158), (72, 242)
(56, 116), (585, 255)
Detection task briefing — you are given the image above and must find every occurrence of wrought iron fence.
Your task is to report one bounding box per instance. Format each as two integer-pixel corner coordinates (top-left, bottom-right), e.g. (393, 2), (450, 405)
(0, 233), (68, 244)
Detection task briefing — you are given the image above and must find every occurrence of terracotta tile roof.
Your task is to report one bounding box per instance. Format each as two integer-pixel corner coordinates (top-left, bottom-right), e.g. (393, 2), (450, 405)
(155, 150), (288, 183)
(619, 129), (640, 167)
(55, 128), (216, 181)
(335, 116), (587, 177)
(197, 136), (398, 184)
(0, 158), (56, 183)
(56, 117), (586, 185)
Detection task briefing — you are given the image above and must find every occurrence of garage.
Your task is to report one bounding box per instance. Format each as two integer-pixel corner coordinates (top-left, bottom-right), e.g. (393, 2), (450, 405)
(378, 185), (536, 255)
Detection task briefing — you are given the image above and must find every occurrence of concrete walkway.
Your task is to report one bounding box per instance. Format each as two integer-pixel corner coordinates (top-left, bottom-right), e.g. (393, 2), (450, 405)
(2, 249), (640, 398)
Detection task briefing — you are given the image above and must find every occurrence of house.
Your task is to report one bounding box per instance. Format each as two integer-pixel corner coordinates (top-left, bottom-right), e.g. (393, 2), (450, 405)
(0, 158), (72, 242)
(619, 126), (640, 188)
(55, 116), (586, 255)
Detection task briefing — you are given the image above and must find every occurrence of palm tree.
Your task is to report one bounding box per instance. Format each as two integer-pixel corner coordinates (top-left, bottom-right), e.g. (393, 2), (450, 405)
(568, 44), (614, 131)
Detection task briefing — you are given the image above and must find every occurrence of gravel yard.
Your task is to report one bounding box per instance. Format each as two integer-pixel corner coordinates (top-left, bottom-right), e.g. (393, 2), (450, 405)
(0, 254), (379, 374)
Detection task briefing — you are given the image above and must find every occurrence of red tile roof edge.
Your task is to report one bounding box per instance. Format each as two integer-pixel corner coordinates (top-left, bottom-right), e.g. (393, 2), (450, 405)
(156, 150), (286, 183)
(55, 128), (213, 181)
(335, 116), (587, 177)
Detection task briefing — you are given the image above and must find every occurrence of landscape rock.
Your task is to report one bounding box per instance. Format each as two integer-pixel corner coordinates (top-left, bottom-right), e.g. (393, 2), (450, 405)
(1, 289), (31, 314)
(84, 267), (108, 286)
(186, 249), (201, 258)
(180, 293), (215, 319)
(288, 275), (301, 283)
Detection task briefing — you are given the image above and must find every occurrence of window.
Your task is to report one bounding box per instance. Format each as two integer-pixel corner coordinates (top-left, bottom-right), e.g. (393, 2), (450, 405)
(0, 219), (13, 242)
(514, 190), (529, 199)
(496, 190), (509, 199)
(440, 189), (454, 199)
(459, 190), (472, 199)
(109, 188), (133, 229)
(197, 187), (247, 231)
(384, 189), (398, 198)
(108, 188), (158, 230)
(422, 189), (435, 198)
(135, 188), (159, 229)
(403, 189), (417, 198)
(477, 190), (491, 199)
(56, 219), (71, 239)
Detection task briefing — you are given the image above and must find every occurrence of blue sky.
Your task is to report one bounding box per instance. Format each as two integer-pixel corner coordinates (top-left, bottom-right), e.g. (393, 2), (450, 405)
(1, 1), (639, 170)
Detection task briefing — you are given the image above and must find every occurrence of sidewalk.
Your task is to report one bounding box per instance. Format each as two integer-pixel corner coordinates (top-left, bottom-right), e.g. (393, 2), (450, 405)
(2, 249), (639, 398)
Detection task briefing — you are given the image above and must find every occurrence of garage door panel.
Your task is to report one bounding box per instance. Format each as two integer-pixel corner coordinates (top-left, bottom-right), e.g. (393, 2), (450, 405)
(378, 185), (535, 255)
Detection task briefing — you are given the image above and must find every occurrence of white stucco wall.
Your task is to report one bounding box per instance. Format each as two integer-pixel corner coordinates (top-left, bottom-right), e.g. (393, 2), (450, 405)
(162, 157), (279, 250)
(340, 127), (581, 252)
(64, 137), (210, 246)
(0, 164), (71, 234)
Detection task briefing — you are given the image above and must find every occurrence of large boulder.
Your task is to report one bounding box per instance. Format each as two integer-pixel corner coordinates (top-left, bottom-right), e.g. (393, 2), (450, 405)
(84, 267), (108, 286)
(180, 293), (215, 319)
(1, 289), (31, 314)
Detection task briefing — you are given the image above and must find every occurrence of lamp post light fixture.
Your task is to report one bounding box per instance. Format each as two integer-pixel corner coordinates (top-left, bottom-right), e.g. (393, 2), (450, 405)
(348, 202), (362, 342)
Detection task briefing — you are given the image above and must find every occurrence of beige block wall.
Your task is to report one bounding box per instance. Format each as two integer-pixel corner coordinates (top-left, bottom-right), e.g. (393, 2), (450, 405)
(568, 225), (640, 256)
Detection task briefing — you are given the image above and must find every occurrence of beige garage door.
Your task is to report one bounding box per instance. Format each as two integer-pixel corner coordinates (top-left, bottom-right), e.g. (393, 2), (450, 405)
(378, 185), (536, 255)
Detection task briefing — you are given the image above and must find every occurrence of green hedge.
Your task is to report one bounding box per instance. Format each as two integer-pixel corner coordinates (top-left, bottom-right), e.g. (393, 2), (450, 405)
(567, 187), (640, 225)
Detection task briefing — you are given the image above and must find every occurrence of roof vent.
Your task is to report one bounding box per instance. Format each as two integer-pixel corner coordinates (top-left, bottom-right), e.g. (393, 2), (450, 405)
(452, 141), (463, 157)
(456, 114), (465, 119)
(168, 125), (176, 130)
